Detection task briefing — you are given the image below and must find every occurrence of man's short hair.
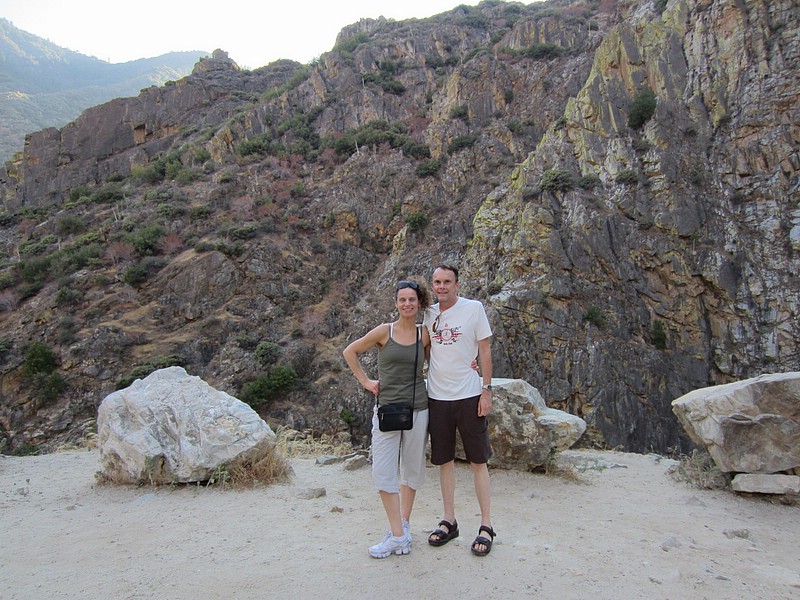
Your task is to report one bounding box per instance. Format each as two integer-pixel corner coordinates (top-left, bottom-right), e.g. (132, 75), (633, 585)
(433, 264), (459, 281)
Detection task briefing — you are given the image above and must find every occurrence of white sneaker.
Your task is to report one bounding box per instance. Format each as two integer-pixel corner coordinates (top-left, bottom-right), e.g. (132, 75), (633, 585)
(369, 531), (411, 558)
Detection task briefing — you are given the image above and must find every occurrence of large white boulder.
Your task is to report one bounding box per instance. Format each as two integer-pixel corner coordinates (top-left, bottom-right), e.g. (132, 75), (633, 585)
(97, 366), (276, 484)
(671, 372), (800, 474)
(485, 378), (586, 471)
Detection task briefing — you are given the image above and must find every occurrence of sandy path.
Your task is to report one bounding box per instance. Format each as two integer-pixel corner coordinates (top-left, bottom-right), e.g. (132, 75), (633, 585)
(1, 449), (798, 599)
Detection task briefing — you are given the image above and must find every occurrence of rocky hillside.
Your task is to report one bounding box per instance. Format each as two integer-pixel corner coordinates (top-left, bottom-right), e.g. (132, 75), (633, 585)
(0, 0), (797, 456)
(0, 18), (207, 163)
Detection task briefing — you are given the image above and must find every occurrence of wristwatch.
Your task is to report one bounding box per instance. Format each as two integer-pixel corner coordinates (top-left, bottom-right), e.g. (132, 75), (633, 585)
(482, 384), (493, 391)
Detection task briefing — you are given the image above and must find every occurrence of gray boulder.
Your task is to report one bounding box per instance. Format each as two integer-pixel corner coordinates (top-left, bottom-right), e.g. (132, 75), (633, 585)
(671, 372), (800, 474)
(485, 378), (586, 471)
(97, 366), (277, 484)
(731, 473), (800, 494)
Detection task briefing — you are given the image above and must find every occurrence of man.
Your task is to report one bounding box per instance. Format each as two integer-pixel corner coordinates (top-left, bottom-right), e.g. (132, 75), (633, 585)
(423, 264), (496, 556)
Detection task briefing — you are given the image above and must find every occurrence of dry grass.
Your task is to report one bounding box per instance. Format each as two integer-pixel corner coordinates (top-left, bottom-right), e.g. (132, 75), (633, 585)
(221, 427), (355, 488)
(668, 449), (730, 490)
(226, 443), (293, 488)
(273, 426), (354, 459)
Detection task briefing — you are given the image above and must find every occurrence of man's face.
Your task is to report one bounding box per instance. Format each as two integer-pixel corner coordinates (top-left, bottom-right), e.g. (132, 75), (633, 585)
(432, 268), (459, 307)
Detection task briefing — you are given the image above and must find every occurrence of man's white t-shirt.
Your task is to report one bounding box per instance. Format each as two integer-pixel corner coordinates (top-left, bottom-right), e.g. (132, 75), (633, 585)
(424, 296), (492, 401)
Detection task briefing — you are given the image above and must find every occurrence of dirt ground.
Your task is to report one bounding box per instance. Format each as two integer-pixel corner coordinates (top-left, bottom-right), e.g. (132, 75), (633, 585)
(1, 448), (799, 600)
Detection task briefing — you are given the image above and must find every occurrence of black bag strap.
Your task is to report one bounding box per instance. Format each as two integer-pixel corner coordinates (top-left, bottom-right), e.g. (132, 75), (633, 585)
(411, 324), (419, 408)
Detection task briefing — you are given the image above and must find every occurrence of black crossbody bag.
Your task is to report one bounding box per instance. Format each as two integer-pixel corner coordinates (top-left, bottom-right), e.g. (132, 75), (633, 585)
(377, 326), (419, 432)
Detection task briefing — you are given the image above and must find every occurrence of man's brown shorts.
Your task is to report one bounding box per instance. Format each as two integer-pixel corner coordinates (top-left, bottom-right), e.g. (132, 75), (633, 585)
(428, 396), (492, 465)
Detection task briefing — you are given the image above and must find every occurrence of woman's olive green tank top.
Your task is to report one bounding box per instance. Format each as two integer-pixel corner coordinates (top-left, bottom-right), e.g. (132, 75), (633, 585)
(377, 324), (428, 411)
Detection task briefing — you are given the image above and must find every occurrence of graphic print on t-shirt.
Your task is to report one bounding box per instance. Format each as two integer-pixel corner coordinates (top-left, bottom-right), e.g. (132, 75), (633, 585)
(432, 320), (463, 345)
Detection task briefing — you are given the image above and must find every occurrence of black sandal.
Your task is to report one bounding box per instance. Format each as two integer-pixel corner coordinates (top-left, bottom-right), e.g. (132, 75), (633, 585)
(428, 519), (459, 546)
(471, 525), (496, 556)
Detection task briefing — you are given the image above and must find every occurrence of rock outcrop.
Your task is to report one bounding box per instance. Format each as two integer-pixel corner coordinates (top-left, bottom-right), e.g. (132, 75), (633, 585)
(671, 371), (800, 474)
(485, 377), (586, 471)
(97, 367), (279, 484)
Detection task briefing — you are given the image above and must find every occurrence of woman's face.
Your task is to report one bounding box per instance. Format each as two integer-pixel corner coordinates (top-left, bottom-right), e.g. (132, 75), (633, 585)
(395, 288), (419, 318)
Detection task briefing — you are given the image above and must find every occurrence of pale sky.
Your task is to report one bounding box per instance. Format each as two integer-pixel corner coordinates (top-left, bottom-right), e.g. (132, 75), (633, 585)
(0, 0), (485, 70)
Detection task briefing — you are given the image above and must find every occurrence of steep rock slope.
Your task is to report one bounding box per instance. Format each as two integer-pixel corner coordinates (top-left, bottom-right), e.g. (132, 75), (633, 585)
(0, 0), (797, 455)
(0, 18), (206, 163)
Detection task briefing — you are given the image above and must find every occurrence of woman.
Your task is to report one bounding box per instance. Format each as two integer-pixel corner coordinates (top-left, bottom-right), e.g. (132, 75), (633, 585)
(342, 280), (431, 558)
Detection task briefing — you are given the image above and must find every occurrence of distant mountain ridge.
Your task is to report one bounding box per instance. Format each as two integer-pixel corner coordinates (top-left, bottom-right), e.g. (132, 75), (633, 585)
(0, 18), (207, 162)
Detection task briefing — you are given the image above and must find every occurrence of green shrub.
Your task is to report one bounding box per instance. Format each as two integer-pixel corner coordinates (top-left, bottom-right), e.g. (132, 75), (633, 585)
(239, 133), (273, 156)
(17, 256), (52, 284)
(335, 32), (370, 54)
(18, 239), (51, 256)
(459, 11), (489, 29)
(32, 371), (67, 405)
(416, 159), (441, 178)
(55, 285), (83, 306)
(405, 212), (430, 233)
(229, 224), (261, 240)
(194, 148), (211, 163)
(521, 43), (566, 60)
(126, 224), (165, 256)
(22, 341), (58, 379)
(17, 282), (43, 301)
(254, 341), (283, 365)
(449, 105), (469, 121)
(51, 243), (103, 275)
(72, 232), (102, 247)
(193, 240), (215, 252)
(447, 134), (478, 154)
(240, 375), (272, 407)
(541, 169), (575, 192)
(240, 365), (298, 408)
(577, 174), (601, 189)
(583, 305), (606, 328)
(325, 120), (423, 158)
(122, 264), (148, 286)
(57, 215), (85, 236)
(157, 203), (187, 219)
(216, 241), (244, 257)
(651, 320), (667, 349)
(340, 407), (356, 425)
(174, 168), (198, 185)
(262, 67), (310, 100)
(131, 164), (164, 185)
(628, 86), (657, 129)
(190, 206), (213, 220)
(401, 139), (431, 160)
(268, 365), (298, 395)
(615, 169), (639, 185)
(68, 185), (92, 202)
(12, 443), (40, 456)
(379, 79), (406, 95)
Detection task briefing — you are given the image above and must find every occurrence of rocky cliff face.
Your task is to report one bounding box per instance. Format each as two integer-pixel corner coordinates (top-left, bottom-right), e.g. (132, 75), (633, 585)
(0, 1), (797, 455)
